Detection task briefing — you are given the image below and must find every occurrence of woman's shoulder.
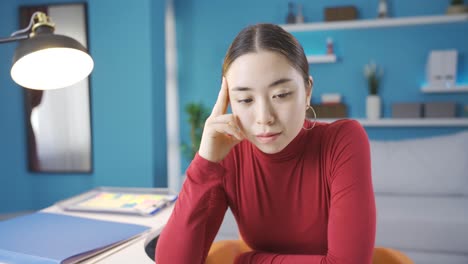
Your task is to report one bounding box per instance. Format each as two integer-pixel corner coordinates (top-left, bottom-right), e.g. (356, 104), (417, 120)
(313, 118), (361, 129)
(311, 118), (368, 147)
(312, 118), (364, 135)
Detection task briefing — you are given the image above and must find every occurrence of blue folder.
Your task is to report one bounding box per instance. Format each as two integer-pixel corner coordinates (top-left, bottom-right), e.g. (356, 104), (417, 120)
(0, 212), (150, 264)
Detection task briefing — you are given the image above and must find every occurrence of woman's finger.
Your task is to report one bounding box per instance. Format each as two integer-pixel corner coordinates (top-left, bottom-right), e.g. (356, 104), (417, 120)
(207, 114), (245, 138)
(207, 113), (236, 124)
(233, 114), (247, 138)
(211, 77), (229, 116)
(210, 123), (244, 141)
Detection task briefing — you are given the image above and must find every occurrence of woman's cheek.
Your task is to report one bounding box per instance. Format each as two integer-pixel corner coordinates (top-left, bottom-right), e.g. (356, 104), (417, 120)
(233, 109), (250, 135)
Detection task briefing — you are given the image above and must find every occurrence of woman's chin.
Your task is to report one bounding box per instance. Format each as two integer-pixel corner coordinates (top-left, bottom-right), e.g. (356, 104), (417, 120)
(253, 141), (288, 154)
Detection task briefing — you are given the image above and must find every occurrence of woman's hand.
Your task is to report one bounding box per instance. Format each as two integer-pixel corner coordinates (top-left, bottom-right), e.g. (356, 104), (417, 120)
(198, 77), (245, 163)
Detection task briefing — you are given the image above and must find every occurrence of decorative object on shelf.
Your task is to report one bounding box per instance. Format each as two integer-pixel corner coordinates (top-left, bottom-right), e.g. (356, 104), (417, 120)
(324, 6), (358, 21)
(424, 102), (456, 118)
(286, 2), (296, 24)
(366, 95), (382, 120)
(308, 103), (347, 119)
(364, 61), (383, 120)
(378, 0), (389, 18)
(392, 103), (423, 118)
(326, 37), (334, 54)
(181, 102), (210, 160)
(321, 93), (342, 104)
(447, 0), (468, 14)
(426, 50), (458, 89)
(296, 4), (305, 23)
(306, 54), (337, 64)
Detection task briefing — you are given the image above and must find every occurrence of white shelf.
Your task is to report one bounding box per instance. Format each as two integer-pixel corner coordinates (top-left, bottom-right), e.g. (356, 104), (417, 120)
(421, 85), (468, 93)
(281, 14), (468, 32)
(317, 118), (468, 127)
(307, 54), (337, 64)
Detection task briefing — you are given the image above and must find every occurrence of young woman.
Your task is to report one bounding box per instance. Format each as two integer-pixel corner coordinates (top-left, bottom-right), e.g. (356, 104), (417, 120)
(156, 23), (376, 264)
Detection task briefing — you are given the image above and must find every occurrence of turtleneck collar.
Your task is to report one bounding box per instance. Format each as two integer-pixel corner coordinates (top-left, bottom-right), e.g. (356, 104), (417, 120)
(252, 120), (313, 162)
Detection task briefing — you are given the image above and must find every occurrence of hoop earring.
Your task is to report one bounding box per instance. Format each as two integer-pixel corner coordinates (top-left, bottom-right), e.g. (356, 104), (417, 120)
(303, 105), (316, 131)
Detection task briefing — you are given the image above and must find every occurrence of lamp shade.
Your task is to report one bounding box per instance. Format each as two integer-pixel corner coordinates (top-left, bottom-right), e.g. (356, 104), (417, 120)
(11, 33), (94, 90)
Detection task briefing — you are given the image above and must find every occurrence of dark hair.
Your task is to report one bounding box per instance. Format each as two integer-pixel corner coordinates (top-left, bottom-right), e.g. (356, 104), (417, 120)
(222, 23), (310, 88)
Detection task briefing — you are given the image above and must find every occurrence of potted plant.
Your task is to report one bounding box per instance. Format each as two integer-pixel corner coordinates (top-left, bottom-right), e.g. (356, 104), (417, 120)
(364, 61), (383, 120)
(447, 0), (468, 14)
(181, 102), (210, 160)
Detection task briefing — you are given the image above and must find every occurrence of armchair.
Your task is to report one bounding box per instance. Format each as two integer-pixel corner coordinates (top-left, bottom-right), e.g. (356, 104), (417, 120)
(207, 239), (414, 264)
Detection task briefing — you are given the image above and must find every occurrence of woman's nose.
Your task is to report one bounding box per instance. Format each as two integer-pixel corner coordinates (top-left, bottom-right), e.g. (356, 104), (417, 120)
(256, 101), (275, 125)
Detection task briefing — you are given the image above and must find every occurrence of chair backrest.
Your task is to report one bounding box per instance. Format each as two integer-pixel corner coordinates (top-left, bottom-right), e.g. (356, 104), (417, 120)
(373, 247), (414, 264)
(238, 236), (252, 254)
(238, 236), (414, 264)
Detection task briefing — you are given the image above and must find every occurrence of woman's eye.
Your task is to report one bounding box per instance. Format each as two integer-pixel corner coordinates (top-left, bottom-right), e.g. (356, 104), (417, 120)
(237, 98), (253, 104)
(273, 92), (292, 99)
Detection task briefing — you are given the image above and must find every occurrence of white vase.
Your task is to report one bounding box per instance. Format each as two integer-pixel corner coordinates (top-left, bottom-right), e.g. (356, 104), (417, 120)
(366, 95), (381, 120)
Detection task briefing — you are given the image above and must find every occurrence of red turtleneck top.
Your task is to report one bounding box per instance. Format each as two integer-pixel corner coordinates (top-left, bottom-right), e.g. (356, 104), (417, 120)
(156, 119), (376, 264)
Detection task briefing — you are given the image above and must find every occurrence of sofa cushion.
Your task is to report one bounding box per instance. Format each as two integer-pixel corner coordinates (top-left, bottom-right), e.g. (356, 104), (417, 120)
(375, 195), (468, 254)
(370, 131), (468, 195)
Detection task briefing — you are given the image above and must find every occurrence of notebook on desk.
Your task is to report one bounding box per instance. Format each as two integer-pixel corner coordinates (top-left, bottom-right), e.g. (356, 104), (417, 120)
(55, 187), (178, 217)
(0, 212), (150, 264)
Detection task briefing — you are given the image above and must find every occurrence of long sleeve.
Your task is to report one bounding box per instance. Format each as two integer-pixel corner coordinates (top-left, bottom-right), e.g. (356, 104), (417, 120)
(155, 153), (228, 264)
(234, 120), (376, 264)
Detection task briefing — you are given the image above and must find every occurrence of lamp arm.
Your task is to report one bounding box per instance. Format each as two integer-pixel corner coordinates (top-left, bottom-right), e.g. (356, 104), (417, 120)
(0, 34), (29, 44)
(11, 11), (43, 37)
(0, 11), (54, 44)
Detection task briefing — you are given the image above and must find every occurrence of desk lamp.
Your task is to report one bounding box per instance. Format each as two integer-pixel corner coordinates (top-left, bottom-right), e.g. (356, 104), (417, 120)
(0, 11), (94, 90)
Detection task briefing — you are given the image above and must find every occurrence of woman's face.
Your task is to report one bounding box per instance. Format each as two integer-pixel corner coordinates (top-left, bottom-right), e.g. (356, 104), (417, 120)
(226, 50), (312, 154)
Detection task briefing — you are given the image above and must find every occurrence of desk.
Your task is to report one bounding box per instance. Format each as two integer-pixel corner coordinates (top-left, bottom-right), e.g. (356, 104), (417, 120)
(41, 201), (174, 263)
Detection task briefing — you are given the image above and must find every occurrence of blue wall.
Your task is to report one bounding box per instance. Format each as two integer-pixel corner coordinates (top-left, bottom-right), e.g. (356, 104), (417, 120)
(175, 0), (468, 171)
(1, 0), (467, 213)
(0, 0), (167, 213)
(0, 0), (32, 213)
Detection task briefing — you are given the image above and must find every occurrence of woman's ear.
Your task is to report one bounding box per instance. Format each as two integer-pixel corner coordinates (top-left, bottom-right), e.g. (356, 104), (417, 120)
(306, 76), (313, 104)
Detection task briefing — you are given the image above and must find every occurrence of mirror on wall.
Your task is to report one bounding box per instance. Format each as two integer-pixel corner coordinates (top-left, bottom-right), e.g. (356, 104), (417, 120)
(20, 3), (93, 173)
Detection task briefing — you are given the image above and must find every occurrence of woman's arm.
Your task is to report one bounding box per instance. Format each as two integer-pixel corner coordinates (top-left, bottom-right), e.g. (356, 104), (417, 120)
(235, 120), (376, 264)
(155, 153), (228, 264)
(157, 77), (244, 263)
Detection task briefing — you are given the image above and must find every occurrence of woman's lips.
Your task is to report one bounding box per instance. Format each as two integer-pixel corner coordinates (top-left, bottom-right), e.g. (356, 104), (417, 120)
(256, 132), (281, 143)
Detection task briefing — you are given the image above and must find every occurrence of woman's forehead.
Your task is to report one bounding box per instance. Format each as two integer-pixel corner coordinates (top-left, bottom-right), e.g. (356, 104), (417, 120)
(226, 51), (301, 89)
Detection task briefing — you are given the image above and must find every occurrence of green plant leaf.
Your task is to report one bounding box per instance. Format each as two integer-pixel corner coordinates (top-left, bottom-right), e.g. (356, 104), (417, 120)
(183, 102), (210, 160)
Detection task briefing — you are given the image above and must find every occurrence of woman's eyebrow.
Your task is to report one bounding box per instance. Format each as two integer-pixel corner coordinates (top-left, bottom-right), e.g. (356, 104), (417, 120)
(268, 78), (292, 88)
(231, 78), (293, 91)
